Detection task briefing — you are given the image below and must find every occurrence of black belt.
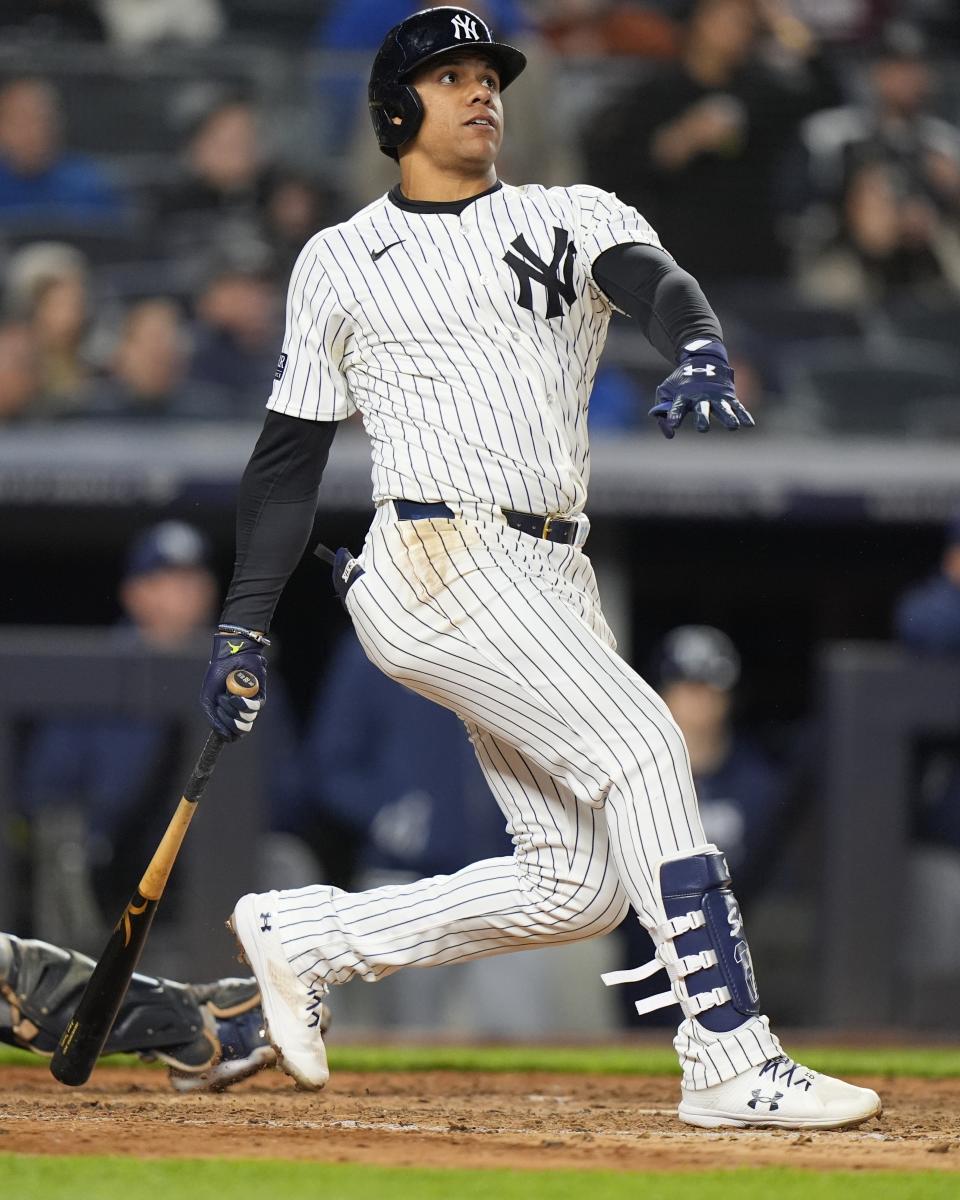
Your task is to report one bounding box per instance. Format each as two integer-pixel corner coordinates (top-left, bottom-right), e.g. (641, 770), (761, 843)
(393, 500), (580, 545)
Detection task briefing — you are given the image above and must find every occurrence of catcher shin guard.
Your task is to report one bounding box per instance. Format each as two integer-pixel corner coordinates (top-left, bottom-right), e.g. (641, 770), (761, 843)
(602, 846), (760, 1031)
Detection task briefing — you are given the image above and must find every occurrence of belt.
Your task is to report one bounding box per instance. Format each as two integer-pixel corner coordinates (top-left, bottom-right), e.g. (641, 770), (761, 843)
(393, 500), (580, 545)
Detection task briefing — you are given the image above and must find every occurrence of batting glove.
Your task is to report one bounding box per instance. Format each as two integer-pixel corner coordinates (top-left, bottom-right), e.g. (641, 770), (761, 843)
(200, 625), (268, 741)
(649, 339), (755, 440)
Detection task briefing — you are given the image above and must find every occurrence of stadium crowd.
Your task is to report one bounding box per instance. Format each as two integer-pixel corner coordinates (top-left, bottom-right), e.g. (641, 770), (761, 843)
(2, 0), (960, 433)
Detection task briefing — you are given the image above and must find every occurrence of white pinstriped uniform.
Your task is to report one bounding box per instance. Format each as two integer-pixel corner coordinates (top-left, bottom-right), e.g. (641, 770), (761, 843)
(266, 181), (782, 1088)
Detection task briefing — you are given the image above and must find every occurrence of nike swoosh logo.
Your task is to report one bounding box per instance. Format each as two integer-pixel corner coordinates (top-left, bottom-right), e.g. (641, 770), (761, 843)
(371, 240), (403, 262)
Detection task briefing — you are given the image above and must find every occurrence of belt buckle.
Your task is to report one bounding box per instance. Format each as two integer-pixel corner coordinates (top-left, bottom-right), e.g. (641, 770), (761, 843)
(541, 515), (555, 541)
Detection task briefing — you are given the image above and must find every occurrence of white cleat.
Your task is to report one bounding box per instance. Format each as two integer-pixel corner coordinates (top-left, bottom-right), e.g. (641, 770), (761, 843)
(229, 892), (330, 1091)
(679, 1054), (882, 1130)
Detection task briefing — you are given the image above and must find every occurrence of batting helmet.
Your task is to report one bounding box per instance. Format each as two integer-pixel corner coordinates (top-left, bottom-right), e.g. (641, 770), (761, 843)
(369, 6), (527, 160)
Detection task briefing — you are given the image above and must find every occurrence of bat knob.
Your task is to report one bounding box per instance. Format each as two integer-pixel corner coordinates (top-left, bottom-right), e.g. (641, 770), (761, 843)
(226, 669), (260, 698)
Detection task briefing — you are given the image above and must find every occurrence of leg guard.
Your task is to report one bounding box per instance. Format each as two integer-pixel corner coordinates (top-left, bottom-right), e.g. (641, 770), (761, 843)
(602, 846), (760, 1031)
(0, 933), (259, 1072)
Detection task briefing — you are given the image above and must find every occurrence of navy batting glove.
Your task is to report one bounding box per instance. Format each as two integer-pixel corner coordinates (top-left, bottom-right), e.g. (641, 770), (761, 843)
(648, 340), (755, 440)
(200, 625), (268, 742)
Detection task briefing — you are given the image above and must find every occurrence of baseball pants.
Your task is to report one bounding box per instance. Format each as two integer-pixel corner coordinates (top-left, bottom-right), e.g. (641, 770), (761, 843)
(274, 505), (781, 1087)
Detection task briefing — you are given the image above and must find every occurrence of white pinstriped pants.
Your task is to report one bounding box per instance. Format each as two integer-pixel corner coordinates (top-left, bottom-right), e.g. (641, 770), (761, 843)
(274, 507), (781, 1087)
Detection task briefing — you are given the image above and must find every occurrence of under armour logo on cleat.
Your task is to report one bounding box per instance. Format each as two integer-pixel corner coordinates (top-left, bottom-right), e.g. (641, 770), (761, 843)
(260, 913), (272, 932)
(747, 1089), (783, 1111)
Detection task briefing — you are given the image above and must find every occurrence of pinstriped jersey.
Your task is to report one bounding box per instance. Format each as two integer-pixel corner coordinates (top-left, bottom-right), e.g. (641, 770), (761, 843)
(267, 182), (662, 517)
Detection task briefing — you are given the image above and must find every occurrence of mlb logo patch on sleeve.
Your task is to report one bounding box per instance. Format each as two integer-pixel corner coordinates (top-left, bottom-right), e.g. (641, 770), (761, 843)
(275, 352), (288, 381)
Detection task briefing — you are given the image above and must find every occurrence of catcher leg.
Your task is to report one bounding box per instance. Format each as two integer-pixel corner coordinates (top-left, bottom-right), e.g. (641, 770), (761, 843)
(0, 932), (319, 1092)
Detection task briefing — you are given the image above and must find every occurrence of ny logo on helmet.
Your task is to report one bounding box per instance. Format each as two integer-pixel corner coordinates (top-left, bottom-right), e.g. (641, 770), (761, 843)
(503, 228), (577, 320)
(451, 13), (481, 39)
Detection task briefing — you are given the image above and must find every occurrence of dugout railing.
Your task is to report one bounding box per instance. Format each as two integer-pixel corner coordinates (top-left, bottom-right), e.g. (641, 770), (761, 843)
(0, 630), (262, 980)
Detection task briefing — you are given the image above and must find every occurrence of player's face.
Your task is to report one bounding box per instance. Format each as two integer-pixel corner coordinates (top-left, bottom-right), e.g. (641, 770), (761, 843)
(409, 56), (503, 172)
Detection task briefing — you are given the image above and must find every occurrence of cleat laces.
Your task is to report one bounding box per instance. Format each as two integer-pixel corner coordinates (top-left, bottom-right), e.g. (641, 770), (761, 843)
(760, 1054), (814, 1091)
(305, 988), (326, 1030)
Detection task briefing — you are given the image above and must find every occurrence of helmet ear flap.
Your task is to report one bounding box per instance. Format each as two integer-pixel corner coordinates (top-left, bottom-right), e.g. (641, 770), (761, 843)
(369, 83), (424, 160)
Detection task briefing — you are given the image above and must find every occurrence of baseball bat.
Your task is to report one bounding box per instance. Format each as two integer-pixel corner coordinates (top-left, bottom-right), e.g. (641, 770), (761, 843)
(49, 668), (260, 1087)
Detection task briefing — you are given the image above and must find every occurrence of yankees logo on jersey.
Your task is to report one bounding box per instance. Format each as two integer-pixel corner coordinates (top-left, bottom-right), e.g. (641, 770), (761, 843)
(269, 183), (661, 517)
(503, 228), (577, 320)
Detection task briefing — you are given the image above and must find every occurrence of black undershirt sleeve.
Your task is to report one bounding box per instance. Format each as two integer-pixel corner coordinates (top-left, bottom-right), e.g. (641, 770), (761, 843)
(220, 409), (338, 633)
(592, 243), (723, 362)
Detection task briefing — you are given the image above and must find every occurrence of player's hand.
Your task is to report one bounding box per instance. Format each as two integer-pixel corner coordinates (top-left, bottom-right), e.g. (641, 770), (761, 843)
(648, 340), (755, 440)
(200, 626), (268, 741)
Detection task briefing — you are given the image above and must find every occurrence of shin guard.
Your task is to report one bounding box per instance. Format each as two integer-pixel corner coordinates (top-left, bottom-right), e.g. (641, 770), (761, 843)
(602, 845), (760, 1031)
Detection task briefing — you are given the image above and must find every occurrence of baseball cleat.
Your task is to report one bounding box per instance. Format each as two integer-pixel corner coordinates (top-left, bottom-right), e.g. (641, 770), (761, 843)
(678, 1054), (881, 1130)
(228, 892), (330, 1091)
(169, 1040), (277, 1093)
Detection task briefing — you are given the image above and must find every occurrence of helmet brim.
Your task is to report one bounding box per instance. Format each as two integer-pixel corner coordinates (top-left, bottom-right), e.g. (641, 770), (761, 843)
(398, 41), (527, 91)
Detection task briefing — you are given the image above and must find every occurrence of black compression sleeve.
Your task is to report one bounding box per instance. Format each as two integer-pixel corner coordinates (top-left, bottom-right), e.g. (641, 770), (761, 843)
(220, 410), (338, 632)
(592, 243), (723, 362)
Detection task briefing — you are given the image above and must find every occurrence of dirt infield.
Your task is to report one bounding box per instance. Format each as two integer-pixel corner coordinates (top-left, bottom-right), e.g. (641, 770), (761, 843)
(1, 1065), (958, 1173)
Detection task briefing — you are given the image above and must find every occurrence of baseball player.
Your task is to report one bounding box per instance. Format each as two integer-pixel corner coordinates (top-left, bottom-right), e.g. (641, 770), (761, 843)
(201, 7), (880, 1129)
(0, 931), (326, 1092)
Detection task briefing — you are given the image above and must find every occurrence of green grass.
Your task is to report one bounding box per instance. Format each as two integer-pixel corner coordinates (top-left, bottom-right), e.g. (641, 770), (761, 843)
(4, 1041), (960, 1078)
(3, 1158), (959, 1200)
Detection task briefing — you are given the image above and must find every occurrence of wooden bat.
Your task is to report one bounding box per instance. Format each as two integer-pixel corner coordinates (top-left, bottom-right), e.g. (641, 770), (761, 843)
(49, 668), (260, 1087)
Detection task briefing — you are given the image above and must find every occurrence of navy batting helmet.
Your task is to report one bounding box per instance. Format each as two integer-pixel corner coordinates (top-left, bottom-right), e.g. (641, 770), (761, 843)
(369, 6), (527, 160)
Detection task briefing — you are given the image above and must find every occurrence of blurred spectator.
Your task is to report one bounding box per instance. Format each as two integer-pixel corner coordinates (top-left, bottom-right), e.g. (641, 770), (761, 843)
(5, 242), (94, 415)
(533, 0), (679, 58)
(0, 1), (105, 41)
(653, 625), (790, 886)
(798, 160), (960, 306)
(260, 169), (340, 280)
(584, 0), (841, 283)
(314, 0), (528, 49)
(19, 522), (218, 921)
(98, 0), (226, 49)
(186, 241), (281, 416)
(116, 521), (218, 648)
(300, 634), (514, 884)
(894, 512), (960, 654)
(0, 321), (42, 424)
(0, 77), (124, 227)
(158, 97), (268, 257)
(797, 21), (960, 307)
(88, 299), (230, 420)
(619, 624), (792, 1024)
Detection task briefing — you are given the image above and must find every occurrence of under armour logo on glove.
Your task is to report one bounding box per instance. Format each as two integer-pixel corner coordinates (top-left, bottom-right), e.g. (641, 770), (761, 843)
(649, 340), (755, 439)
